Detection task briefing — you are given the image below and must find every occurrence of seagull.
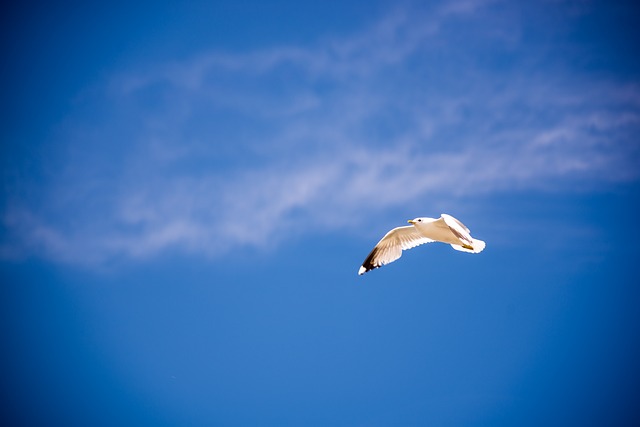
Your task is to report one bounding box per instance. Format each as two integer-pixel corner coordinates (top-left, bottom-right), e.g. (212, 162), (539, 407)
(358, 214), (485, 275)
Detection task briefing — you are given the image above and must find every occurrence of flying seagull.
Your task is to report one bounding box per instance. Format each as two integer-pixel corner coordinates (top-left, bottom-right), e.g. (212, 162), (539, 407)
(358, 214), (485, 275)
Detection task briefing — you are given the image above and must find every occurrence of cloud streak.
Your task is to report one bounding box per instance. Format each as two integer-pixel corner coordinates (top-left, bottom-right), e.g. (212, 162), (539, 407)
(3, 0), (639, 265)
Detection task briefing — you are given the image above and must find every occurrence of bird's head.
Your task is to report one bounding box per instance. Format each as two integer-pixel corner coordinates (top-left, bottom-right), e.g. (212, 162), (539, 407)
(408, 217), (433, 225)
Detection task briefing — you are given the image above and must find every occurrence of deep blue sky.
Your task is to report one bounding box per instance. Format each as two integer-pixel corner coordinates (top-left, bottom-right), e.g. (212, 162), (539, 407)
(2, 1), (640, 425)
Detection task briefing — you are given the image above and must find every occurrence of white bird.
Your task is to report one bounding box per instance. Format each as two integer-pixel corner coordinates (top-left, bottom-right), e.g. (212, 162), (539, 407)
(358, 214), (485, 275)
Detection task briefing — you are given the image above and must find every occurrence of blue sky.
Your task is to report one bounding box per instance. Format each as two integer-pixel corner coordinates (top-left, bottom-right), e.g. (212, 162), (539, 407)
(2, 0), (640, 425)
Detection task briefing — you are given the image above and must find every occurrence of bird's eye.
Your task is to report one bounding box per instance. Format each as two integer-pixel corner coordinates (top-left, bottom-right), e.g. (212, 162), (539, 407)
(418, 219), (422, 222)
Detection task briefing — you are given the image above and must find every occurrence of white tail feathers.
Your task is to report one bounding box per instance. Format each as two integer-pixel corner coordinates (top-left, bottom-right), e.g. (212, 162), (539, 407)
(450, 239), (486, 254)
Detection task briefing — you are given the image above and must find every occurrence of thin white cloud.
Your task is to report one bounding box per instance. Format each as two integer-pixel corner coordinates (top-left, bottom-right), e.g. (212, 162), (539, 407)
(2, 1), (639, 265)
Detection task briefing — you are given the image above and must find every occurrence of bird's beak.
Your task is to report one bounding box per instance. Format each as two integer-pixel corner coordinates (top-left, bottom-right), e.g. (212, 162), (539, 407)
(407, 219), (415, 224)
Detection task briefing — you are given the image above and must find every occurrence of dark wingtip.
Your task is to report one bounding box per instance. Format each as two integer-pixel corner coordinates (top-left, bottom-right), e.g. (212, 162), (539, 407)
(358, 248), (380, 276)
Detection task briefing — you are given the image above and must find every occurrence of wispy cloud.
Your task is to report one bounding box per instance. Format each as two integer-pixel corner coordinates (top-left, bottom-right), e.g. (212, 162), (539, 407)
(2, 0), (639, 265)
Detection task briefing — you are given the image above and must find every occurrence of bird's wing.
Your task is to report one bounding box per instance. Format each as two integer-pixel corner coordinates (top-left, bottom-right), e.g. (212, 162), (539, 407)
(441, 213), (470, 233)
(440, 214), (486, 253)
(358, 226), (433, 275)
(440, 214), (473, 246)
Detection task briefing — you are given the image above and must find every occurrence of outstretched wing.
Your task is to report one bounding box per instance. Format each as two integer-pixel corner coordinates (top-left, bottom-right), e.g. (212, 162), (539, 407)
(358, 226), (433, 275)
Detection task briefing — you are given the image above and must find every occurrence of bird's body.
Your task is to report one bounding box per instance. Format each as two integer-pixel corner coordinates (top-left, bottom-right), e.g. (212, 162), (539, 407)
(358, 214), (485, 275)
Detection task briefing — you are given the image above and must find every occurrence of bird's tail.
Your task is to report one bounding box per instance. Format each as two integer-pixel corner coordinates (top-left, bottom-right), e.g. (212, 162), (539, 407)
(451, 239), (485, 253)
